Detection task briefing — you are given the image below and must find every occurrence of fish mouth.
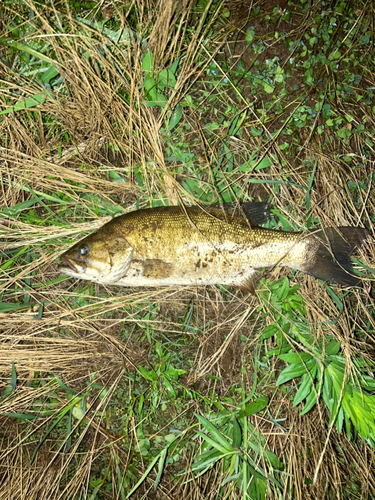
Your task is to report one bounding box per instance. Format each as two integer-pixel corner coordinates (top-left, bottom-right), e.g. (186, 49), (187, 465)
(59, 257), (78, 274)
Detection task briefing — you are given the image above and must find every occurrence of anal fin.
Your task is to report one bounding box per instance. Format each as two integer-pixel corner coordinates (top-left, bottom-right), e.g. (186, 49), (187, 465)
(232, 270), (261, 294)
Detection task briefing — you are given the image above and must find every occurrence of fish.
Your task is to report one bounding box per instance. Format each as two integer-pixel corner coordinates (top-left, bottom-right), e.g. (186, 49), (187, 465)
(58, 202), (369, 291)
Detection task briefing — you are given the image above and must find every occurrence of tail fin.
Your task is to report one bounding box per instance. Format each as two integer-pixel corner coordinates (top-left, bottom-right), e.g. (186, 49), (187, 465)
(302, 227), (369, 286)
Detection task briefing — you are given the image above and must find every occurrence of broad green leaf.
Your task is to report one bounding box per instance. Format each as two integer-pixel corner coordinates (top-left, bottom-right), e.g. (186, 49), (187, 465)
(138, 366), (157, 381)
(0, 198), (40, 216)
(328, 49), (341, 61)
(231, 418), (242, 448)
(0, 38), (55, 64)
(322, 370), (333, 406)
(166, 365), (186, 380)
(254, 158), (272, 171)
(144, 75), (157, 95)
(274, 276), (290, 300)
(278, 352), (312, 364)
(146, 93), (167, 108)
(154, 447), (168, 490)
(41, 65), (60, 84)
(264, 449), (284, 469)
(192, 449), (225, 472)
(238, 396), (269, 418)
(0, 412), (36, 420)
(300, 387), (318, 415)
(195, 430), (233, 454)
(163, 377), (176, 399)
(72, 405), (85, 419)
(325, 341), (341, 355)
(168, 104), (182, 130)
(261, 324), (278, 340)
(142, 51), (153, 72)
(263, 82), (274, 94)
(358, 374), (375, 391)
(169, 57), (180, 75)
(158, 69), (176, 89)
(195, 414), (234, 452)
(245, 27), (255, 43)
(293, 371), (313, 407)
(276, 362), (312, 386)
(336, 405), (344, 434)
(0, 92), (48, 115)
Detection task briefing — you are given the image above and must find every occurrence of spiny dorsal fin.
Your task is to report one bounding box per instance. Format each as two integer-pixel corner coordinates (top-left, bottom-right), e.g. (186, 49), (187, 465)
(210, 202), (270, 226)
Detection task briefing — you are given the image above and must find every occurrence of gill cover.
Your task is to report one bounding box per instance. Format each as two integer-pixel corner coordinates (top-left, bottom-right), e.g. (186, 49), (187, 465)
(105, 236), (134, 283)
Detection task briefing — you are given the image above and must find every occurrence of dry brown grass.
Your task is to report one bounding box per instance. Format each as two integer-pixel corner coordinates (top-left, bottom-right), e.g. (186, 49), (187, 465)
(0, 0), (375, 498)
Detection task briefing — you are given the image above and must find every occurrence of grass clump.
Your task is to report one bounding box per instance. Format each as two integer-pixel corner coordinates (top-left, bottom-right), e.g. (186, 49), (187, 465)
(1, 0), (375, 498)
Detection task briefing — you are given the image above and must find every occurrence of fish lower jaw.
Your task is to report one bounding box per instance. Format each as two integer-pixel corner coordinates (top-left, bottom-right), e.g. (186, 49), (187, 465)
(58, 265), (86, 280)
(59, 266), (120, 285)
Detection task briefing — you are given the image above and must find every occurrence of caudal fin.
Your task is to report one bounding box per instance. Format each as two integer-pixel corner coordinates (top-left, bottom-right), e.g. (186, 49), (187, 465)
(302, 227), (369, 286)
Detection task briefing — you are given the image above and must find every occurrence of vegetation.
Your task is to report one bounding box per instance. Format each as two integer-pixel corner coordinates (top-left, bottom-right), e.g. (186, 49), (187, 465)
(0, 0), (375, 498)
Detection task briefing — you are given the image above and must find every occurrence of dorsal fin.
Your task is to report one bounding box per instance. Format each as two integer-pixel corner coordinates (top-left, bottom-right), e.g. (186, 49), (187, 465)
(210, 202), (270, 226)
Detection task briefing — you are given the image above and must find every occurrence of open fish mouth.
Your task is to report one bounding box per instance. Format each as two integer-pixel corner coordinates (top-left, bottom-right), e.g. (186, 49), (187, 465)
(60, 258), (78, 274)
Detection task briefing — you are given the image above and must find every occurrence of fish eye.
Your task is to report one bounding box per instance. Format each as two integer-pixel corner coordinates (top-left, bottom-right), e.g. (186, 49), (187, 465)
(79, 245), (90, 256)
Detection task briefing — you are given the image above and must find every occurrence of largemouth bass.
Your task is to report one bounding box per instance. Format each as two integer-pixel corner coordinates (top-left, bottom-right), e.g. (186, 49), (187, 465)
(58, 203), (368, 291)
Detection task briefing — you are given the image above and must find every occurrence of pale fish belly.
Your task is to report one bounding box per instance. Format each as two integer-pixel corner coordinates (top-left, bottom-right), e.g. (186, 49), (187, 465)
(115, 238), (308, 288)
(116, 262), (260, 287)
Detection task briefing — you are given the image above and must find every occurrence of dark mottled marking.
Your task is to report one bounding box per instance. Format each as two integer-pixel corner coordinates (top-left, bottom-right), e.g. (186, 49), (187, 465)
(107, 236), (131, 260)
(121, 222), (134, 234)
(202, 262), (208, 268)
(195, 259), (201, 269)
(250, 241), (265, 249)
(142, 259), (173, 279)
